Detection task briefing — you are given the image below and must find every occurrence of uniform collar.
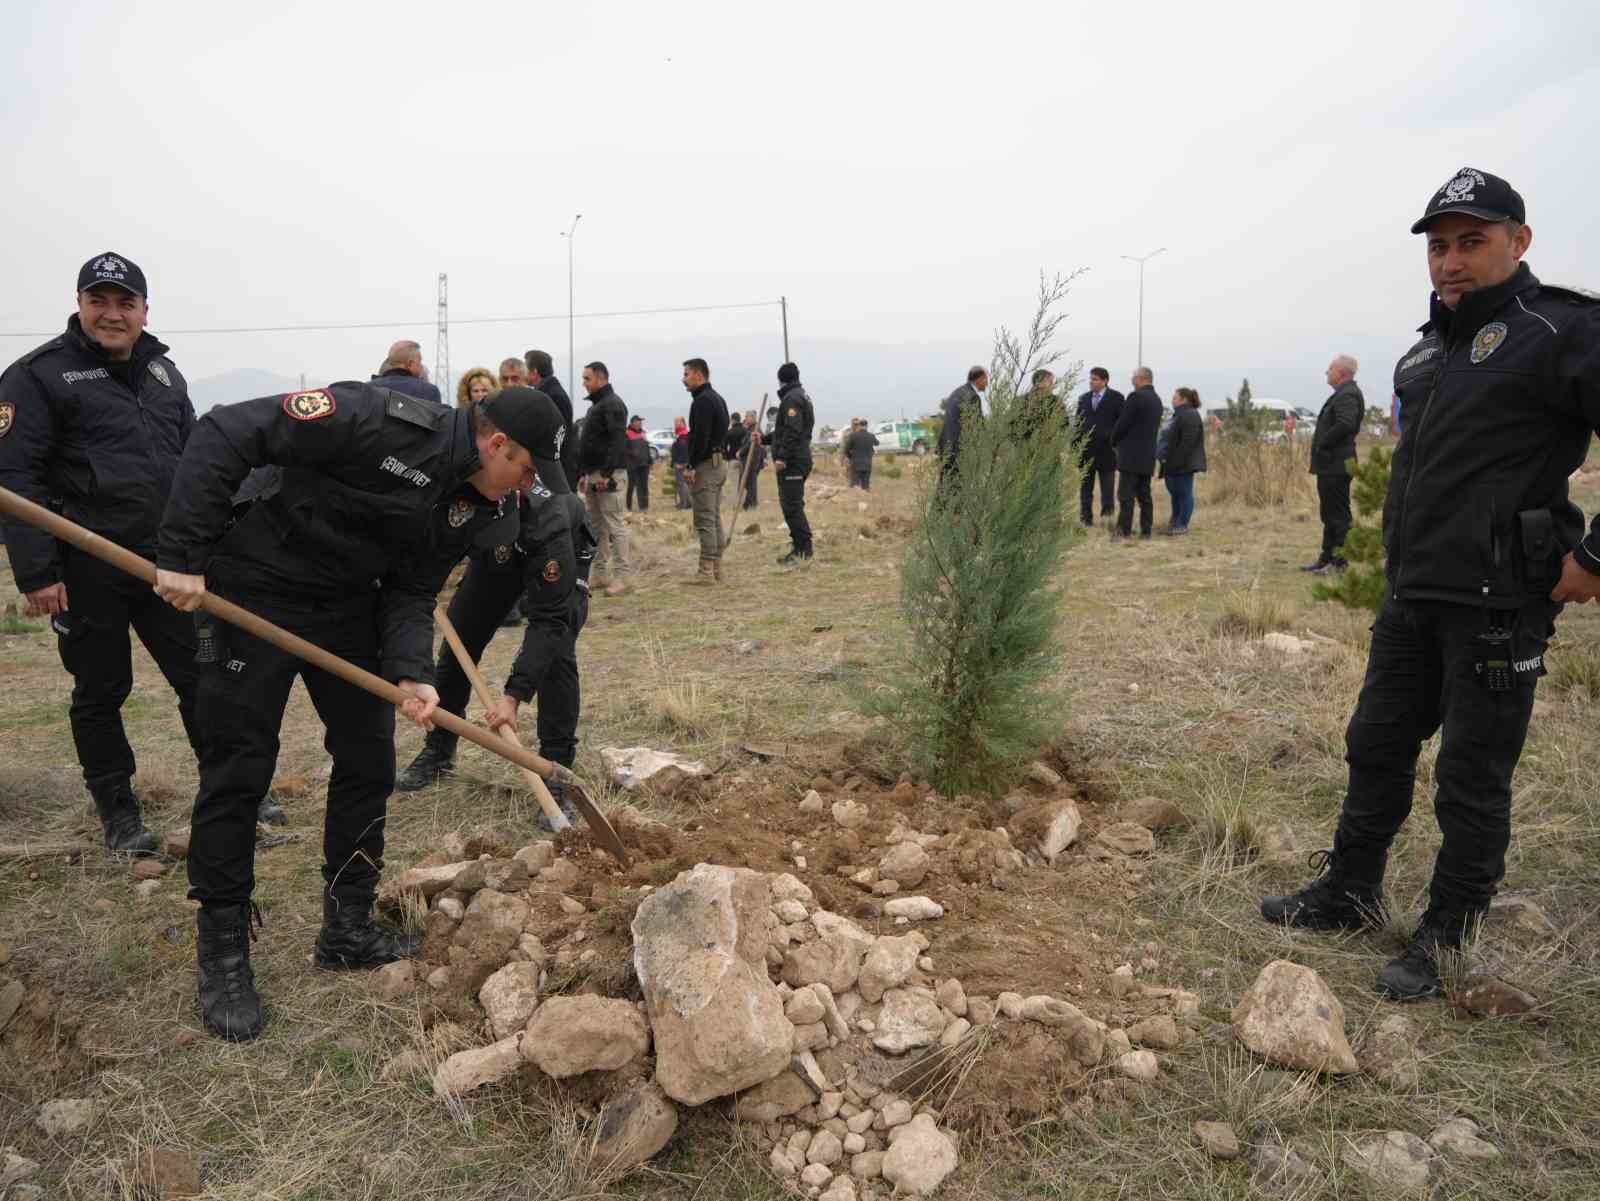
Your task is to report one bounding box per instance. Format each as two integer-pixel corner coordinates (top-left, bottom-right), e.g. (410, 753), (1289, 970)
(587, 383), (615, 403)
(64, 314), (169, 366)
(1424, 262), (1538, 336)
(445, 406), (488, 499)
(691, 382), (712, 399)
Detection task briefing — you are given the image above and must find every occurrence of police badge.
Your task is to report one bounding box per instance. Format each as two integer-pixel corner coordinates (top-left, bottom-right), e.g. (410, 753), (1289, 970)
(283, 389), (336, 421)
(494, 544), (512, 564)
(542, 559), (561, 583)
(1470, 322), (1509, 364)
(448, 497), (473, 528)
(148, 361), (171, 387)
(0, 401), (13, 439)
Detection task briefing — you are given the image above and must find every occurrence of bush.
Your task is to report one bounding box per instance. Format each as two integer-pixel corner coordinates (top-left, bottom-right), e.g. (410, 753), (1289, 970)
(1213, 581), (1297, 638)
(866, 392), (1080, 795)
(1313, 446), (1392, 613)
(1207, 437), (1310, 507)
(880, 464), (904, 479)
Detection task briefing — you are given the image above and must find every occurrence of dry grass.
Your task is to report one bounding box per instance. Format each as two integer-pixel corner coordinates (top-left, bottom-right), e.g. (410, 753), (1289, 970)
(1208, 435), (1313, 507)
(5, 433), (1600, 1199)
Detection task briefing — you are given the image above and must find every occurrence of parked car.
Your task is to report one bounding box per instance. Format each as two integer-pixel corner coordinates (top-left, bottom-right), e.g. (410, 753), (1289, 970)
(870, 419), (936, 456)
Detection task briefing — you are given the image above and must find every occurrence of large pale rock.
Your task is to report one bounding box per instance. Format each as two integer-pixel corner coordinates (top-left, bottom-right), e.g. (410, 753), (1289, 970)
(449, 888), (532, 994)
(1018, 995), (1087, 1027)
(1341, 1131), (1435, 1192)
(1011, 798), (1082, 865)
(858, 933), (929, 1004)
(1357, 1013), (1422, 1088)
(478, 962), (542, 1040)
(601, 746), (710, 794)
(785, 986), (826, 1026)
(1231, 960), (1358, 1075)
(390, 860), (477, 899)
(881, 1114), (958, 1195)
(1127, 1014), (1182, 1049)
(734, 1070), (816, 1121)
(785, 911), (874, 994)
(632, 864), (791, 1104)
(522, 995), (649, 1078)
(877, 843), (930, 888)
(591, 1082), (678, 1173)
(1116, 1050), (1159, 1082)
(832, 800), (870, 830)
(432, 1035), (523, 1098)
(373, 960), (416, 1001)
(36, 1099), (98, 1136)
(1194, 1120), (1241, 1159)
(872, 988), (948, 1054)
(883, 896), (943, 921)
(1096, 822), (1156, 856)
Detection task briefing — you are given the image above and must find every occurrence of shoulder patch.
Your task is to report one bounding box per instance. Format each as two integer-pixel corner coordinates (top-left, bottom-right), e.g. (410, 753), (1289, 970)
(384, 390), (445, 431)
(148, 360), (171, 387)
(542, 558), (561, 583)
(283, 389), (336, 421)
(0, 401), (14, 438)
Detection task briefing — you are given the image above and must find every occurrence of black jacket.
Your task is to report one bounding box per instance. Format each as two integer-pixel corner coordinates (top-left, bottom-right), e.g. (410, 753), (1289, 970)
(938, 382), (981, 465)
(1110, 385), (1163, 475)
(533, 374), (579, 491)
(1310, 379), (1364, 476)
(371, 367), (443, 405)
(670, 432), (689, 467)
(771, 381), (815, 471)
(472, 485), (595, 702)
(1074, 387), (1125, 466)
(577, 383), (628, 474)
(1384, 264), (1600, 608)
(157, 382), (504, 684)
(623, 431), (652, 469)
(742, 428), (766, 473)
(843, 429), (878, 470)
(687, 383), (730, 466)
(725, 420), (750, 461)
(1160, 404), (1207, 476)
(0, 317), (195, 592)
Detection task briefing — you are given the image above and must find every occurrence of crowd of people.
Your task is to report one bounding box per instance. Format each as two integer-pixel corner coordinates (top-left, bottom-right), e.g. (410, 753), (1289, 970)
(3, 167), (1598, 1043)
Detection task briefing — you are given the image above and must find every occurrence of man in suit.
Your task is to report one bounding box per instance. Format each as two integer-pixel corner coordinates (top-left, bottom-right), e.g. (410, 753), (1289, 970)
(1303, 354), (1366, 573)
(525, 350), (579, 491)
(1074, 366), (1124, 526)
(1110, 366), (1162, 540)
(370, 340), (442, 404)
(937, 365), (988, 474)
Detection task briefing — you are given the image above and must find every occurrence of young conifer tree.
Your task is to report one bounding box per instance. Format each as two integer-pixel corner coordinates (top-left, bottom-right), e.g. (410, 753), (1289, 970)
(868, 274), (1082, 795)
(1313, 445), (1392, 613)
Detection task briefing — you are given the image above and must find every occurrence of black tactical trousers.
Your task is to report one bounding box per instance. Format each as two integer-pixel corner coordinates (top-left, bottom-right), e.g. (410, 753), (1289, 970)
(1334, 596), (1558, 914)
(428, 556), (582, 767)
(54, 545), (201, 790)
(1318, 472), (1353, 558)
(779, 470), (812, 553)
(744, 469), (760, 509)
(626, 466), (650, 511)
(848, 466), (872, 490)
(187, 588), (394, 906)
(1116, 471), (1153, 536)
(1080, 455), (1115, 523)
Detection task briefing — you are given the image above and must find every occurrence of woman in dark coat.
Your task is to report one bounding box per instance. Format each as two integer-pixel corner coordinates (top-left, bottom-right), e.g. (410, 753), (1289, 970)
(1157, 387), (1207, 534)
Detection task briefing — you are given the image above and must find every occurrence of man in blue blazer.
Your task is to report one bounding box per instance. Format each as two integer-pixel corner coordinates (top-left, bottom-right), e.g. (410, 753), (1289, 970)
(1074, 367), (1124, 526)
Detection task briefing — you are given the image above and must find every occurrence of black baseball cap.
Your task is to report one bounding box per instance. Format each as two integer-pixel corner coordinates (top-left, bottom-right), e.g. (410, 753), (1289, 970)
(481, 387), (571, 493)
(1411, 168), (1526, 234)
(77, 252), (147, 297)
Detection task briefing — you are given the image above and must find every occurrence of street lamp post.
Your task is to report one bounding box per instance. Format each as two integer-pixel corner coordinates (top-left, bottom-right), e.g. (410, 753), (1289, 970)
(562, 214), (582, 398)
(1120, 247), (1166, 367)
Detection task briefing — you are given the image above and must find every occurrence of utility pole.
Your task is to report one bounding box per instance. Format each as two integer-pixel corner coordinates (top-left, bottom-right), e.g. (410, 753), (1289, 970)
(781, 295), (790, 363)
(435, 273), (450, 400)
(562, 215), (582, 399)
(1119, 248), (1166, 367)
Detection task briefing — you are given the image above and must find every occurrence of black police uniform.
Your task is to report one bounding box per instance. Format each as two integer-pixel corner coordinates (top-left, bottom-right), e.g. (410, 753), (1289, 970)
(0, 314), (199, 850)
(771, 376), (815, 560)
(399, 486), (596, 796)
(1264, 177), (1600, 997)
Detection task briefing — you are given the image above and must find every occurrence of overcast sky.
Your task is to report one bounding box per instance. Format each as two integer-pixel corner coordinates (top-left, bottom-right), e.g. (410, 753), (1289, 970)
(4, 0), (1599, 423)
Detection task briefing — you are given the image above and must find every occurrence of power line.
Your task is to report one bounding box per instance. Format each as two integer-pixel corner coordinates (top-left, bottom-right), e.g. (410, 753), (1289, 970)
(0, 298), (784, 339)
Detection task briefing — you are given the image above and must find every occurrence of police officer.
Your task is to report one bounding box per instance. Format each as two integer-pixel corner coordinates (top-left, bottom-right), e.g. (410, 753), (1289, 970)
(1262, 169), (1600, 1000)
(397, 389), (594, 804)
(771, 362), (815, 564)
(153, 384), (559, 1041)
(0, 253), (202, 853)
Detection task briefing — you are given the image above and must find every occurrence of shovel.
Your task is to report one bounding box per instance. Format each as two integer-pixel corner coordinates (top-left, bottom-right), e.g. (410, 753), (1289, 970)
(722, 392), (770, 553)
(0, 485), (628, 865)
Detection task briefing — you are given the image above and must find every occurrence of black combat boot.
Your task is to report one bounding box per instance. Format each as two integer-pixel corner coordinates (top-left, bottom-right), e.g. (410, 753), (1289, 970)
(777, 548), (813, 566)
(197, 903), (265, 1041)
(396, 739), (455, 792)
(1375, 907), (1478, 1001)
(536, 778), (583, 834)
(314, 885), (418, 969)
(89, 777), (159, 855)
(1260, 849), (1386, 931)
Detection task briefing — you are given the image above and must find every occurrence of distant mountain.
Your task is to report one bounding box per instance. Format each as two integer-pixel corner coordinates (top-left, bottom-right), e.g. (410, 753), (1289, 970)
(188, 368), (302, 412)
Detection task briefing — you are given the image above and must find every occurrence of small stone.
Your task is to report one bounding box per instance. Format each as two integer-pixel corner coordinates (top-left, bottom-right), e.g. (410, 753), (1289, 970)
(996, 992), (1024, 1019)
(882, 896), (943, 921)
(736, 1070), (816, 1122)
(774, 898), (810, 924)
(819, 1175), (857, 1201)
(851, 1150), (885, 1180)
(36, 1098), (99, 1136)
(877, 843), (930, 888)
(174, 1028), (202, 1048)
(800, 1163), (834, 1188)
(880, 1114), (957, 1195)
(934, 978), (967, 1016)
(1358, 1013), (1422, 1089)
(1251, 1139), (1319, 1191)
(92, 898), (115, 911)
(786, 986), (827, 1026)
(522, 995), (649, 1078)
(131, 859), (166, 880)
(772, 873), (815, 905)
(513, 842), (556, 873)
(872, 988), (948, 1054)
(1428, 1117), (1500, 1160)
(818, 1091), (844, 1119)
(134, 1148), (201, 1198)
(432, 1035), (524, 1097)
(558, 896), (587, 916)
(871, 880), (900, 896)
(1232, 959), (1359, 1075)
(770, 1146), (800, 1177)
(436, 896), (465, 920)
(1096, 822), (1156, 856)
(1026, 760), (1062, 788)
(967, 996), (996, 1026)
(1127, 1014), (1182, 1049)
(537, 857), (581, 891)
(159, 827), (191, 858)
(478, 961), (542, 1039)
(1, 1151), (41, 1189)
(426, 966), (450, 990)
(132, 879), (161, 900)
(373, 960), (415, 1000)
(1451, 975), (1539, 1018)
(1018, 994), (1086, 1027)
(832, 800), (869, 830)
(1103, 1028), (1132, 1060)
(1194, 1120), (1241, 1159)
(590, 1082), (678, 1172)
(879, 1098), (912, 1128)
(1342, 1131), (1435, 1192)
(1486, 895), (1556, 937)
(1116, 1050), (1159, 1082)
(799, 790), (826, 814)
(807, 1130), (844, 1166)
(1118, 796), (1187, 830)
(940, 1018), (971, 1047)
